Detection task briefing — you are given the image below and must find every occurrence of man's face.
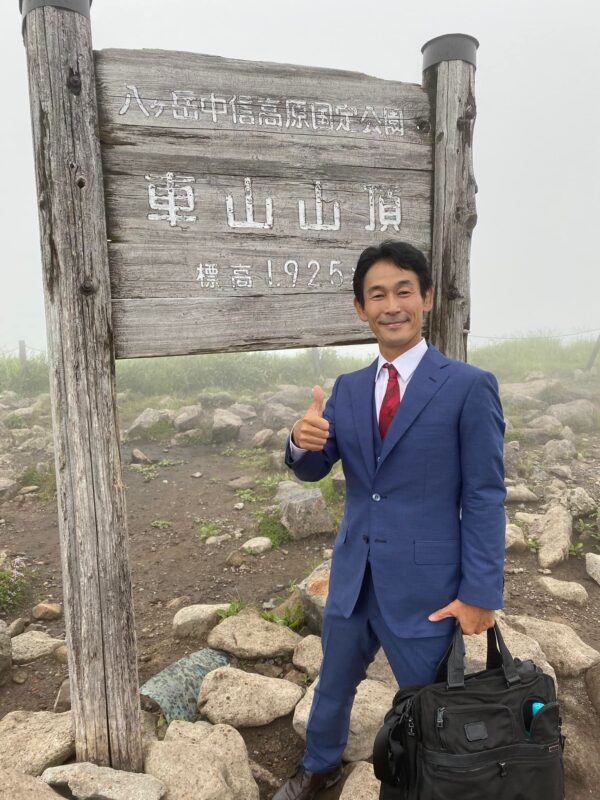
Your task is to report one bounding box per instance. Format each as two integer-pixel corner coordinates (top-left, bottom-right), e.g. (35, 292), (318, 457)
(353, 260), (433, 360)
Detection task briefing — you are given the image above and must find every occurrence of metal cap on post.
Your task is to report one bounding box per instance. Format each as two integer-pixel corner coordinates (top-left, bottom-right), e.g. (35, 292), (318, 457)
(20, 0), (92, 33)
(421, 33), (479, 72)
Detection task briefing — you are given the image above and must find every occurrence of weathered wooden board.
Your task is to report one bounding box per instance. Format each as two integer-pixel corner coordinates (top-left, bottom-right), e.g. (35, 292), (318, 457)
(112, 293), (377, 359)
(95, 48), (433, 358)
(23, 6), (142, 771)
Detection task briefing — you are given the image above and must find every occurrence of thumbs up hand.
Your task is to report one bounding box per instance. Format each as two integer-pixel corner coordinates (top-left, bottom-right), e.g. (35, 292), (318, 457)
(291, 385), (330, 451)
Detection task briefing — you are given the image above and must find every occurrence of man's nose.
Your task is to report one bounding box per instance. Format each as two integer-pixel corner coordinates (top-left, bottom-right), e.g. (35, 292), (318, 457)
(383, 294), (404, 314)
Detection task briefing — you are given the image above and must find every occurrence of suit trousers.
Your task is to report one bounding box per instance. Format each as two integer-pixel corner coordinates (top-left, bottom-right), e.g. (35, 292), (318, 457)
(302, 559), (455, 774)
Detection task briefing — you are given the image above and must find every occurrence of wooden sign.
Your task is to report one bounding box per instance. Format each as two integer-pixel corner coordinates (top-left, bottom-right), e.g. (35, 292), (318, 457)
(95, 50), (434, 357)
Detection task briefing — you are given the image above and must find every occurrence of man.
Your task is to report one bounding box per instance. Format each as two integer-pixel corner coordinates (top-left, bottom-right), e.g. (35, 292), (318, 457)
(273, 240), (506, 800)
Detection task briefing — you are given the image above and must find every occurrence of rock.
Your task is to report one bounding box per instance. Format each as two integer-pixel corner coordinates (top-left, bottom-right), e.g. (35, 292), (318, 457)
(262, 402), (298, 429)
(7, 617), (27, 637)
(18, 485), (39, 495)
(537, 576), (588, 606)
(227, 476), (254, 490)
(131, 448), (152, 464)
(166, 595), (191, 610)
(543, 439), (577, 464)
(536, 505), (572, 569)
(32, 602), (62, 621)
(42, 762), (166, 799)
(207, 608), (302, 658)
(297, 561), (331, 632)
(546, 399), (596, 431)
(198, 666), (303, 726)
(280, 489), (335, 539)
(543, 478), (567, 503)
(331, 471), (346, 494)
(584, 663), (600, 716)
(503, 441), (522, 479)
(126, 408), (174, 438)
(548, 464), (573, 480)
(53, 645), (69, 665)
(143, 723), (259, 800)
(0, 711), (74, 775)
(53, 678), (71, 713)
(294, 679), (394, 762)
(339, 761), (380, 800)
(211, 408), (243, 443)
(197, 391), (235, 409)
(0, 629), (11, 685)
(505, 485), (539, 504)
(172, 604), (230, 640)
(293, 635), (323, 680)
(241, 537), (273, 555)
(521, 415), (563, 444)
(275, 480), (304, 502)
(173, 404), (204, 432)
(366, 649), (397, 687)
(505, 615), (600, 677)
(205, 534), (232, 546)
(0, 476), (19, 502)
(267, 386), (311, 409)
(11, 630), (64, 664)
(248, 759), (279, 792)
(500, 380), (556, 409)
(505, 524), (528, 553)
(162, 719), (213, 744)
(225, 551), (245, 568)
(585, 552), (600, 586)
(228, 403), (257, 420)
(12, 670), (28, 685)
(464, 621), (557, 686)
(566, 487), (596, 518)
(252, 429), (274, 448)
(0, 768), (63, 798)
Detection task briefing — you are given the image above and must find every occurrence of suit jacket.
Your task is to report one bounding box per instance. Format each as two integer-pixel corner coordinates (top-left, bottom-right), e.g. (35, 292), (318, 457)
(284, 343), (506, 638)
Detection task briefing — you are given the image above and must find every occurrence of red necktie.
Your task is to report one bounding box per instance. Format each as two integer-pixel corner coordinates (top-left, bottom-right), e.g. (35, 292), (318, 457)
(378, 363), (400, 439)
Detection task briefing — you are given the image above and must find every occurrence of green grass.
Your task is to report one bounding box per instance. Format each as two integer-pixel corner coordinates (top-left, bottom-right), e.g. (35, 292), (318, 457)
(17, 464), (56, 500)
(568, 543), (585, 559)
(216, 599), (246, 621)
(261, 604), (304, 631)
(255, 473), (290, 494)
(238, 448), (272, 470)
(129, 464), (160, 482)
(235, 488), (259, 503)
(254, 508), (289, 548)
(197, 520), (222, 540)
(151, 519), (172, 530)
(0, 556), (28, 613)
(527, 537), (541, 552)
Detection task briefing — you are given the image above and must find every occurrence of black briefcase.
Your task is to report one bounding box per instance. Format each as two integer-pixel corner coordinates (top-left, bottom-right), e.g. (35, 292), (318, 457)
(373, 623), (565, 800)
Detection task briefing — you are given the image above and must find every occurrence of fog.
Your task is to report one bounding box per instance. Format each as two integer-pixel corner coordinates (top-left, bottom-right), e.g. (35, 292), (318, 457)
(1, 0), (597, 359)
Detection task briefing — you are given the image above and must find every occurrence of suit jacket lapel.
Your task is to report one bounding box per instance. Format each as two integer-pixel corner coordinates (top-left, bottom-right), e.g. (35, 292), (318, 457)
(376, 344), (451, 471)
(351, 357), (379, 476)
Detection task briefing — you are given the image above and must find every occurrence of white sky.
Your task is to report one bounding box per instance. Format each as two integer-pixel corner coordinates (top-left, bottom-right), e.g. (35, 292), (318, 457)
(0, 0), (598, 358)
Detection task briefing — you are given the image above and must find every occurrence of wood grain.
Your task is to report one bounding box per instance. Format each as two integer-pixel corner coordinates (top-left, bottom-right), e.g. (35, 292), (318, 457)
(23, 6), (142, 771)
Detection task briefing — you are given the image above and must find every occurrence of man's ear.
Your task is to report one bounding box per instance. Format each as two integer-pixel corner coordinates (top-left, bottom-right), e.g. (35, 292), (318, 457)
(424, 287), (434, 312)
(353, 297), (368, 321)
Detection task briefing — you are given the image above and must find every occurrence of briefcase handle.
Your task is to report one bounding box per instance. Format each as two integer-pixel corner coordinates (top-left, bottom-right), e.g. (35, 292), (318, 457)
(434, 623), (521, 690)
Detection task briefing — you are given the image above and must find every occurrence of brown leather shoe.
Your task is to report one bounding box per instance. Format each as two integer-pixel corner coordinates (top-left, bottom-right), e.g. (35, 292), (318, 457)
(272, 763), (343, 800)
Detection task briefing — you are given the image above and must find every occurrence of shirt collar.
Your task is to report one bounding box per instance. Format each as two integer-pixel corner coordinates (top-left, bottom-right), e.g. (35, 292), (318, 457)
(376, 338), (428, 382)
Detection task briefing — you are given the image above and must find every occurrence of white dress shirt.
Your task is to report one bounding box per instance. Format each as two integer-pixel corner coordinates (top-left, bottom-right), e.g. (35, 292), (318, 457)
(289, 337), (429, 460)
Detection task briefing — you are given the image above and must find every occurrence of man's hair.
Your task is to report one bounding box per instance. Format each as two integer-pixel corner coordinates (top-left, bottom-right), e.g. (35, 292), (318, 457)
(352, 240), (433, 307)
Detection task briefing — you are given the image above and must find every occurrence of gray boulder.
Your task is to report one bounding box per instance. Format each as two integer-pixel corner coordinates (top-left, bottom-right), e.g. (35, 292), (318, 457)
(0, 768), (62, 799)
(505, 523), (528, 553)
(293, 635), (323, 680)
(585, 552), (600, 587)
(173, 405), (204, 432)
(0, 711), (74, 776)
(11, 631), (64, 664)
(536, 505), (572, 568)
(0, 628), (11, 685)
(505, 615), (600, 677)
(297, 561), (331, 632)
(42, 762), (166, 799)
(281, 489), (335, 539)
(537, 576), (588, 606)
(211, 409), (242, 443)
(566, 487), (596, 518)
(172, 604), (229, 640)
(228, 403), (257, 420)
(143, 723), (259, 800)
(207, 608), (301, 658)
(546, 399), (596, 431)
(543, 439), (577, 464)
(520, 415), (563, 444)
(198, 667), (303, 727)
(339, 762), (380, 800)
(126, 408), (174, 438)
(505, 484), (538, 504)
(262, 402), (298, 429)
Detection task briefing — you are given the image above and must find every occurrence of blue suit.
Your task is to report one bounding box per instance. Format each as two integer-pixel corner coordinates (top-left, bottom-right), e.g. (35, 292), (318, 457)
(284, 342), (506, 771)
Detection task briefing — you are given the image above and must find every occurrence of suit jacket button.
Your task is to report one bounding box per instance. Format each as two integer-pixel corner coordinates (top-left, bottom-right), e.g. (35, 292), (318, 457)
(372, 493), (381, 501)
(363, 535), (370, 543)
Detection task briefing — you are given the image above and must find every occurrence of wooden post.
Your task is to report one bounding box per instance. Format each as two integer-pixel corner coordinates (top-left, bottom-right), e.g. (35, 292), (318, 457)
(422, 34), (479, 362)
(20, 1), (143, 770)
(18, 340), (27, 372)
